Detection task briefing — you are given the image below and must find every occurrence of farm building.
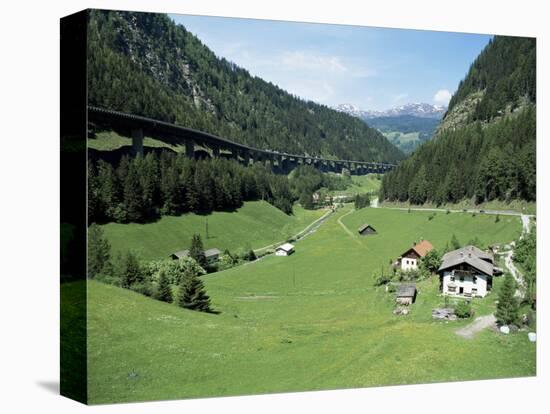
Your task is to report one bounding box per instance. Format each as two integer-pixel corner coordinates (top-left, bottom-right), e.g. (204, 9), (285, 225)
(438, 245), (502, 298)
(395, 240), (434, 271)
(275, 243), (295, 256)
(170, 248), (222, 265)
(396, 284), (417, 305)
(357, 224), (377, 235)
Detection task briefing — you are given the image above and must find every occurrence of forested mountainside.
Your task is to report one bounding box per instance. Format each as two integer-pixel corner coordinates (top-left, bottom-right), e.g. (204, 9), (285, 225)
(446, 36), (536, 123)
(87, 10), (404, 163)
(380, 36), (536, 205)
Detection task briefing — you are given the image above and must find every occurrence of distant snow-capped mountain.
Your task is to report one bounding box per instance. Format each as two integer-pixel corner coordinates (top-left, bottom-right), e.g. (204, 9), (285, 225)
(334, 102), (446, 119)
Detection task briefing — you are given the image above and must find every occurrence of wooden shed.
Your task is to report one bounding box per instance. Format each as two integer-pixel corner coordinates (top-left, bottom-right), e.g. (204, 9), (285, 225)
(396, 283), (417, 305)
(358, 223), (377, 236)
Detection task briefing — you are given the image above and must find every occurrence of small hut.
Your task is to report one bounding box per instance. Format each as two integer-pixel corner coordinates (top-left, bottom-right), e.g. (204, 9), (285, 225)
(358, 223), (377, 236)
(170, 248), (221, 265)
(275, 243), (295, 256)
(396, 283), (417, 305)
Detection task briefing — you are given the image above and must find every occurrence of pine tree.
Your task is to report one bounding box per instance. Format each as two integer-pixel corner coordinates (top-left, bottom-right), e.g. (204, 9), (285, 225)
(122, 162), (144, 222)
(495, 273), (519, 325)
(154, 270), (173, 303)
(120, 251), (142, 288)
(189, 234), (206, 267)
(450, 234), (461, 250)
(87, 224), (112, 278)
(176, 269), (211, 312)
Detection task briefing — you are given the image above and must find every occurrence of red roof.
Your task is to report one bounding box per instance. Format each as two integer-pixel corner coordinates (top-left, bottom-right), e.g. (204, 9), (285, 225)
(411, 240), (434, 257)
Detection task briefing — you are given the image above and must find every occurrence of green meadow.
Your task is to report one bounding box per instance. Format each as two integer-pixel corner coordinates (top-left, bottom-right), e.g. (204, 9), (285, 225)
(330, 174), (381, 196)
(88, 130), (186, 153)
(84, 206), (534, 404)
(100, 201), (325, 260)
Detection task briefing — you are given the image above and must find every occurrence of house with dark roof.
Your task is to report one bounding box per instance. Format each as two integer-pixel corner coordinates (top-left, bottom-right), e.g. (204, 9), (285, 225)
(438, 245), (501, 298)
(170, 248), (222, 265)
(396, 283), (417, 305)
(358, 224), (377, 235)
(396, 240), (434, 271)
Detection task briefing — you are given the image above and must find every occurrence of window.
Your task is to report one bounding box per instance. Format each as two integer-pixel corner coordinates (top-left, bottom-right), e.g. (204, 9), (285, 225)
(459, 276), (464, 282)
(472, 288), (478, 295)
(473, 276), (477, 284)
(447, 286), (456, 293)
(450, 275), (455, 282)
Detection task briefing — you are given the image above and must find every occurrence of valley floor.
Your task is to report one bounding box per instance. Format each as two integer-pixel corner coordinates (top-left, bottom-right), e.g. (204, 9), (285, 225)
(84, 206), (535, 404)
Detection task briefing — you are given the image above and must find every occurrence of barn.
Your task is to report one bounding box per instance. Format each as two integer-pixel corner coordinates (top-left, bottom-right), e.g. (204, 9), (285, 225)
(170, 248), (221, 265)
(275, 243), (295, 256)
(396, 283), (417, 305)
(358, 224), (377, 235)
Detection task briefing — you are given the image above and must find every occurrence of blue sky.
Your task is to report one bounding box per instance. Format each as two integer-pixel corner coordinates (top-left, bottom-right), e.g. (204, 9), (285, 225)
(170, 14), (492, 111)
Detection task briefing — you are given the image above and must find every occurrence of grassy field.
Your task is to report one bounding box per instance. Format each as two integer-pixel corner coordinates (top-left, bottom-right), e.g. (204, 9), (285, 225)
(84, 206), (534, 404)
(331, 174), (381, 196)
(100, 201), (326, 260)
(88, 130), (186, 153)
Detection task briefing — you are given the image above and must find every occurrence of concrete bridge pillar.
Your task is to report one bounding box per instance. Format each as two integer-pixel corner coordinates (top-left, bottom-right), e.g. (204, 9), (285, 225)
(242, 149), (250, 166)
(185, 140), (195, 159)
(131, 128), (144, 157)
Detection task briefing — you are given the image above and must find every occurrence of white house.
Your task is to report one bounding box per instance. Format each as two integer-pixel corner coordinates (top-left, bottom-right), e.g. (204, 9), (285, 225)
(438, 245), (500, 298)
(275, 243), (295, 256)
(396, 240), (434, 271)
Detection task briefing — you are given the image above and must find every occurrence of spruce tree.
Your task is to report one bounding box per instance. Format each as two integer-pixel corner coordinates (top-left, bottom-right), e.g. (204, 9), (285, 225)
(87, 224), (111, 279)
(177, 269), (211, 312)
(450, 234), (461, 250)
(154, 270), (173, 303)
(120, 251), (142, 288)
(495, 273), (519, 325)
(189, 234), (206, 267)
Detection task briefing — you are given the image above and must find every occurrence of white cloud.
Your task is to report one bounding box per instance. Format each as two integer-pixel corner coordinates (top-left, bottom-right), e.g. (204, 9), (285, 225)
(433, 89), (452, 106)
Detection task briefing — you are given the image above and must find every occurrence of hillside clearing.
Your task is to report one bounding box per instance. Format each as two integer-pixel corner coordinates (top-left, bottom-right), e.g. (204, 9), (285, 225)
(85, 206), (533, 403)
(100, 201), (325, 260)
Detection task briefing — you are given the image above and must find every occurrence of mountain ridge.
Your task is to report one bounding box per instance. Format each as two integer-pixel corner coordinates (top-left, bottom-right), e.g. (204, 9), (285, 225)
(334, 102), (446, 119)
(87, 10), (404, 163)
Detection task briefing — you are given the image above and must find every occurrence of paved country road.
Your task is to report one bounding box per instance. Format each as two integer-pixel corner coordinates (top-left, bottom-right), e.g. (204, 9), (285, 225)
(372, 199), (534, 218)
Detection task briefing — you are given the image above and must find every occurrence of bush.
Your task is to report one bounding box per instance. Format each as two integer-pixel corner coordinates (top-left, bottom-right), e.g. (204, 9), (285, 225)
(146, 258), (206, 285)
(454, 301), (473, 318)
(421, 249), (442, 274)
(374, 272), (391, 286)
(129, 281), (153, 297)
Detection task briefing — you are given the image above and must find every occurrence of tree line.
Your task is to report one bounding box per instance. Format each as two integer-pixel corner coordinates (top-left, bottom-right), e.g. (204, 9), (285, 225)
(88, 153), (295, 224)
(380, 107), (535, 205)
(88, 224), (213, 313)
(87, 10), (404, 163)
